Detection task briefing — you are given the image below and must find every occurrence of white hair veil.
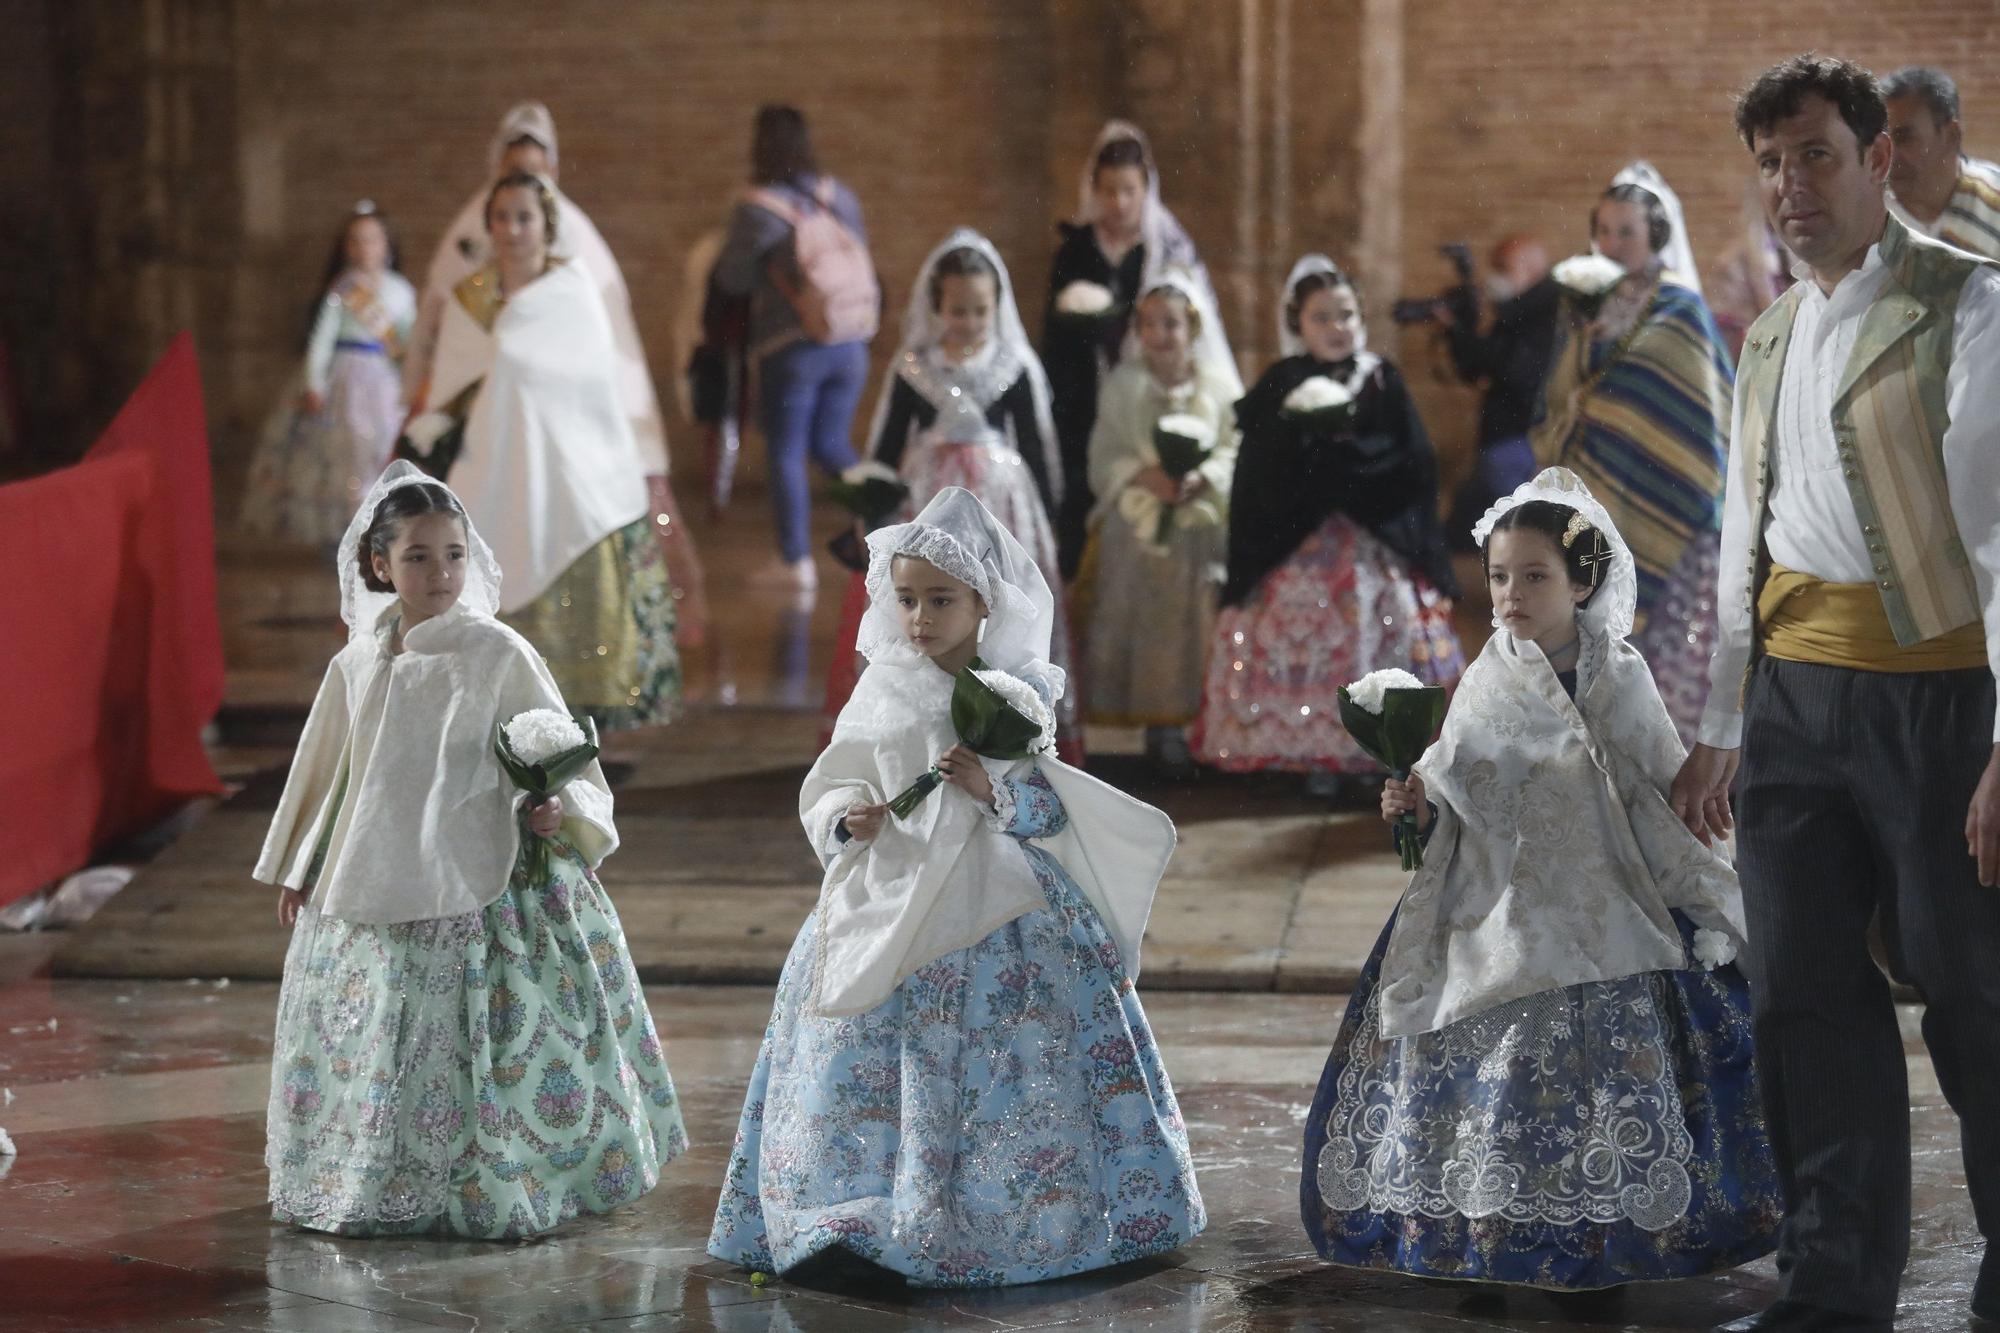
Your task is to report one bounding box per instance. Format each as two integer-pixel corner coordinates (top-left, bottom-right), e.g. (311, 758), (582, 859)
(1472, 466), (1637, 641)
(337, 460), (502, 642)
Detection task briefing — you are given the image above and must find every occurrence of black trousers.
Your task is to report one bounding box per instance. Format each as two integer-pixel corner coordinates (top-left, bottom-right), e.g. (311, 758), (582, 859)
(1736, 657), (2000, 1319)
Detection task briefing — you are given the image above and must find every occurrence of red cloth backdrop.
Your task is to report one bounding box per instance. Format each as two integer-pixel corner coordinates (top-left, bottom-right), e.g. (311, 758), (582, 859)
(0, 333), (225, 905)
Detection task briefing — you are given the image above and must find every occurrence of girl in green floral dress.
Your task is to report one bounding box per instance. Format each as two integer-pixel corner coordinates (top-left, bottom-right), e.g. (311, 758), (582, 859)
(254, 462), (685, 1239)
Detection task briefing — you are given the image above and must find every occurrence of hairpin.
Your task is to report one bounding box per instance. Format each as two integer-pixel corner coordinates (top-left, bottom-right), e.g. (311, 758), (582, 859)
(1562, 512), (1614, 584)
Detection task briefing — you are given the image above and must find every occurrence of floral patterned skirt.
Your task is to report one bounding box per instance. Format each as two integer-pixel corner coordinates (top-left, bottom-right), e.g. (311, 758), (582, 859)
(706, 849), (1205, 1287)
(502, 520), (681, 733)
(267, 838), (688, 1239)
(1301, 911), (1780, 1289)
(239, 350), (405, 547)
(1193, 514), (1465, 773)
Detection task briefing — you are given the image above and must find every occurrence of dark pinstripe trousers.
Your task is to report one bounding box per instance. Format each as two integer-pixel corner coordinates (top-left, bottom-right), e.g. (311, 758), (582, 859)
(1736, 656), (2000, 1319)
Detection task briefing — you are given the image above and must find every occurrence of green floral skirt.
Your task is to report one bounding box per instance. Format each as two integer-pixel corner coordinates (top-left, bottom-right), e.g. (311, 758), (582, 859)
(267, 838), (686, 1238)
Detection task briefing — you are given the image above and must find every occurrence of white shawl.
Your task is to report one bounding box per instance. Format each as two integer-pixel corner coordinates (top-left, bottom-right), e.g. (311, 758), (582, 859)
(1376, 626), (1747, 1038)
(428, 260), (649, 613)
(252, 602), (619, 926)
(801, 649), (1174, 1018)
(409, 184), (668, 475)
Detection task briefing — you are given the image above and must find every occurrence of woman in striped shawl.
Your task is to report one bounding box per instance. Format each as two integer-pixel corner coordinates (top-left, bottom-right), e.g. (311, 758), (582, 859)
(1533, 162), (1734, 742)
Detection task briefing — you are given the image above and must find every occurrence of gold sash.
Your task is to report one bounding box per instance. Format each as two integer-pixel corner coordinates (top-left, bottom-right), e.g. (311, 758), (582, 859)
(1759, 563), (1985, 673)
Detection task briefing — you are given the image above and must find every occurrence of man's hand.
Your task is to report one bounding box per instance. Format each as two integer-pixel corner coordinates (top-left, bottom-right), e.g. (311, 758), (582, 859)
(1670, 744), (1740, 845)
(1967, 744), (2000, 887)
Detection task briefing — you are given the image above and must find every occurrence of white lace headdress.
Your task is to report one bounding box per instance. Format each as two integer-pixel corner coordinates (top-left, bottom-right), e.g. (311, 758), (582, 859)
(1075, 120), (1216, 305)
(1128, 264), (1243, 398)
(1279, 253), (1379, 384)
(1472, 466), (1637, 640)
(336, 460), (503, 642)
(857, 485), (1064, 703)
(864, 227), (1060, 494)
(1608, 160), (1701, 294)
(488, 101), (558, 178)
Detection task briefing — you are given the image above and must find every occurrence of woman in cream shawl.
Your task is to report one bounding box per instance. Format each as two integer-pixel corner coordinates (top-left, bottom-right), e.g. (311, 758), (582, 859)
(707, 487), (1203, 1287)
(1300, 469), (1779, 1291)
(414, 170), (677, 728)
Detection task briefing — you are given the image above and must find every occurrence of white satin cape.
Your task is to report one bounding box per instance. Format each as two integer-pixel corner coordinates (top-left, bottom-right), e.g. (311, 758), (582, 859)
(428, 260), (649, 613)
(1376, 625), (1747, 1039)
(409, 186), (668, 475)
(800, 653), (1175, 1017)
(252, 602), (618, 925)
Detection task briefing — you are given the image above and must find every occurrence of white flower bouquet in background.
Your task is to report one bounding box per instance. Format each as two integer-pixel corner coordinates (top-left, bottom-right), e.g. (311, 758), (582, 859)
(1053, 280), (1118, 326)
(1281, 375), (1357, 431)
(494, 708), (599, 884)
(1149, 412), (1218, 546)
(1552, 253), (1627, 319)
(1337, 668), (1447, 870)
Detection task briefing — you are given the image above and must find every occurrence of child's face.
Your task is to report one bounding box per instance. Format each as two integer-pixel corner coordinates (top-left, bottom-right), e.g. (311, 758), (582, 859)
(1092, 164), (1147, 237)
(1297, 284), (1362, 363)
(1485, 528), (1591, 650)
(935, 272), (996, 353)
(487, 186), (549, 266)
(1136, 292), (1193, 381)
(345, 216), (389, 272)
(891, 555), (985, 664)
(372, 511), (469, 626)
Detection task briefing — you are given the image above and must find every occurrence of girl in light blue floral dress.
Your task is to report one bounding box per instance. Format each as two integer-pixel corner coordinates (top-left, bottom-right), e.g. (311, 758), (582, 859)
(708, 486), (1203, 1287)
(254, 462), (685, 1239)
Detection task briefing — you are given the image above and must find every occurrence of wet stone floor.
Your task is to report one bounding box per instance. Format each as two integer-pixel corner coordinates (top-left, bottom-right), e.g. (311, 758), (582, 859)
(0, 955), (1983, 1332)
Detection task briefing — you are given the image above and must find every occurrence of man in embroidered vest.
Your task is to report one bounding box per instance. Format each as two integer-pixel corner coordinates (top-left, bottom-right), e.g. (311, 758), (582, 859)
(1673, 54), (2000, 1333)
(1883, 65), (2000, 262)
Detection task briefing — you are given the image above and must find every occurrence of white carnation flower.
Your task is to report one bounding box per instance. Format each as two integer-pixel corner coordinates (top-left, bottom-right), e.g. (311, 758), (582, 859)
(1283, 376), (1355, 413)
(1154, 412), (1216, 447)
(503, 708), (587, 765)
(0, 1128), (14, 1157)
(1055, 280), (1116, 315)
(972, 669), (1057, 753)
(1552, 253), (1626, 298)
(1691, 928), (1737, 971)
(840, 460), (903, 487)
(1345, 667), (1426, 715)
(402, 411), (456, 452)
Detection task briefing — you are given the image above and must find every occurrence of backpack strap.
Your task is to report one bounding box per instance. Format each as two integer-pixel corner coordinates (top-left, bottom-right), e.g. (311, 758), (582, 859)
(744, 186), (805, 227)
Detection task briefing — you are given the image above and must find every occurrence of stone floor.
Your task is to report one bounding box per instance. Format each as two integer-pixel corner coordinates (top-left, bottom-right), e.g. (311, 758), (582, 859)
(1, 491), (1985, 1329)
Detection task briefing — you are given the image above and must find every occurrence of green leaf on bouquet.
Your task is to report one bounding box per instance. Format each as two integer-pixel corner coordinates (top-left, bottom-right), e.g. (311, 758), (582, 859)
(1336, 684), (1445, 776)
(888, 658), (1053, 820)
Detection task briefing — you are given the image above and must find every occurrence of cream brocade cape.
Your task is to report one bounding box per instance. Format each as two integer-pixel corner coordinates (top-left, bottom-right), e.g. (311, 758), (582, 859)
(253, 603), (619, 925)
(799, 652), (1176, 1017)
(1376, 625), (1747, 1039)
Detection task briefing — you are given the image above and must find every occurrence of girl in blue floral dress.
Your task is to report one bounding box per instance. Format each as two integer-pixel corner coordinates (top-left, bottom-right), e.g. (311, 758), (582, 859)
(255, 461), (686, 1239)
(1301, 469), (1779, 1292)
(708, 486), (1203, 1287)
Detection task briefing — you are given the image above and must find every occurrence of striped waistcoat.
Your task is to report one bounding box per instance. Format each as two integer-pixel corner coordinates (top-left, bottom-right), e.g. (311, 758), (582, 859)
(1735, 214), (1991, 653)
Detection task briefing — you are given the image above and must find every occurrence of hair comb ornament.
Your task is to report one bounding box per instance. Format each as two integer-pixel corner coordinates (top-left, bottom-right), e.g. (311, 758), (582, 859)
(1562, 512), (1614, 585)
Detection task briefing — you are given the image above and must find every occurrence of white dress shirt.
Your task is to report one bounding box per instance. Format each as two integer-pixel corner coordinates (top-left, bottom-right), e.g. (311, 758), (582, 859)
(1700, 243), (2000, 747)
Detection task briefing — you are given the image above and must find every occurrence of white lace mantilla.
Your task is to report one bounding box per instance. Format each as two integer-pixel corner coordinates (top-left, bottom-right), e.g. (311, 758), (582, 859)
(897, 345), (1024, 415)
(1314, 976), (1695, 1232)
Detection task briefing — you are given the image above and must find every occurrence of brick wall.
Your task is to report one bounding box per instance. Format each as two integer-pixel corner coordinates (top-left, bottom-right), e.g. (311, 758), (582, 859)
(1392, 1), (2000, 479)
(9, 1), (2000, 502)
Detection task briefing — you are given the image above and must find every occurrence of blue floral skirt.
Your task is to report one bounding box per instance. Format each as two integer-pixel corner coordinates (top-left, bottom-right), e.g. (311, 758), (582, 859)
(267, 838), (687, 1238)
(707, 848), (1205, 1287)
(1301, 912), (1780, 1289)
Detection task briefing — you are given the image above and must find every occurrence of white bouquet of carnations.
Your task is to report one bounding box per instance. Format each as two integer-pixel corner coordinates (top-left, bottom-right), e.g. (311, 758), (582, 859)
(392, 380), (479, 479)
(1552, 253), (1627, 319)
(493, 708), (600, 884)
(1336, 668), (1448, 870)
(1053, 280), (1118, 324)
(887, 660), (1055, 819)
(1282, 375), (1357, 430)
